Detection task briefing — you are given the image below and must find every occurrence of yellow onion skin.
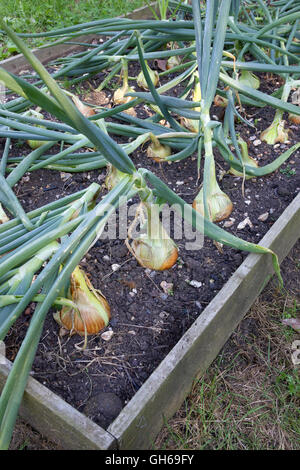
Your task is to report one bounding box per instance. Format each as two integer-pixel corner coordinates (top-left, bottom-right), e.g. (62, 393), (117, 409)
(54, 266), (110, 336)
(113, 86), (135, 106)
(147, 142), (172, 162)
(105, 165), (126, 191)
(260, 120), (289, 145)
(213, 94), (228, 108)
(239, 71), (260, 90)
(288, 113), (300, 125)
(137, 68), (159, 90)
(132, 237), (178, 271)
(166, 55), (181, 70)
(192, 191), (233, 223)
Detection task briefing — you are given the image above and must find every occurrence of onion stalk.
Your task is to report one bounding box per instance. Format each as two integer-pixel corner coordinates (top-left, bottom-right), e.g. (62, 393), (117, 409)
(181, 74), (201, 133)
(113, 59), (136, 107)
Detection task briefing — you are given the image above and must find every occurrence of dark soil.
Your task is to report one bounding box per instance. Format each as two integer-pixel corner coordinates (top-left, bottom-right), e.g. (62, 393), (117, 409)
(2, 56), (300, 431)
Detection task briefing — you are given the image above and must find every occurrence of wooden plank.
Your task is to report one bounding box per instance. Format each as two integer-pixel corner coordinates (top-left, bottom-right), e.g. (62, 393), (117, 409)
(0, 356), (116, 450)
(0, 4), (156, 74)
(108, 193), (300, 449)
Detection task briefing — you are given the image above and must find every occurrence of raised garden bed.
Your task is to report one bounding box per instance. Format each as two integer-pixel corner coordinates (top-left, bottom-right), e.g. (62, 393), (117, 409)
(0, 2), (299, 450)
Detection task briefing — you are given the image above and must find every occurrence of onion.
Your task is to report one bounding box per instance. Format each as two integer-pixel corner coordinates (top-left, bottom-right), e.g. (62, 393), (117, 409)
(53, 266), (110, 336)
(113, 59), (135, 106)
(126, 203), (178, 271)
(193, 154), (233, 223)
(25, 109), (50, 149)
(71, 95), (95, 117)
(193, 189), (233, 223)
(105, 164), (126, 190)
(166, 55), (181, 70)
(288, 113), (300, 124)
(239, 70), (260, 90)
(214, 94), (228, 108)
(137, 61), (159, 90)
(260, 116), (289, 145)
(147, 134), (171, 162)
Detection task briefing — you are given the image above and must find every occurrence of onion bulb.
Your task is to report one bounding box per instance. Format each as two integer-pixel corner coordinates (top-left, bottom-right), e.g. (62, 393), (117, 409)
(239, 70), (260, 90)
(137, 61), (159, 90)
(214, 94), (228, 108)
(193, 188), (233, 223)
(288, 112), (300, 124)
(105, 163), (126, 190)
(166, 55), (181, 70)
(193, 155), (233, 223)
(113, 59), (135, 106)
(147, 133), (171, 162)
(126, 203), (178, 271)
(260, 112), (289, 145)
(53, 266), (110, 336)
(71, 95), (95, 117)
(25, 109), (50, 149)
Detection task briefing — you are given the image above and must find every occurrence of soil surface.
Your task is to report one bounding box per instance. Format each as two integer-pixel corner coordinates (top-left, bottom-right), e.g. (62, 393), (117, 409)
(1, 51), (300, 431)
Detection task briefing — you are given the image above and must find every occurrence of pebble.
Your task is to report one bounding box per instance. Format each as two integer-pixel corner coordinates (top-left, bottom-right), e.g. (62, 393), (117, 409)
(159, 311), (169, 320)
(111, 263), (121, 272)
(258, 212), (269, 222)
(101, 330), (114, 341)
(223, 218), (235, 228)
(160, 281), (173, 295)
(189, 280), (202, 288)
(253, 139), (261, 146)
(237, 217), (253, 230)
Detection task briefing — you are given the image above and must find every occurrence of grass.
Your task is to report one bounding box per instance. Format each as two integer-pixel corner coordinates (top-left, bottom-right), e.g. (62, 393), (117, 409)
(155, 242), (300, 450)
(0, 0), (147, 59)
